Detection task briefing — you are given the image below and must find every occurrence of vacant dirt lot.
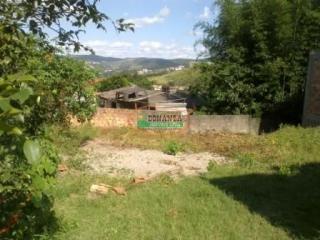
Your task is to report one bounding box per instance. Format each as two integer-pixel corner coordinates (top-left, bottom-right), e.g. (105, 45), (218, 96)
(82, 139), (229, 178)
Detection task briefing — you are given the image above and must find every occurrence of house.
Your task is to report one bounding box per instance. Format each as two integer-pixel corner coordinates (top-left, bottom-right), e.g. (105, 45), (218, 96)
(98, 85), (187, 113)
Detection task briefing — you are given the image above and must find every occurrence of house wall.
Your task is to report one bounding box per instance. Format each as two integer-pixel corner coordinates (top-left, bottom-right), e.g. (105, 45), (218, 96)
(303, 52), (320, 126)
(90, 108), (138, 128)
(84, 108), (261, 135)
(189, 115), (260, 135)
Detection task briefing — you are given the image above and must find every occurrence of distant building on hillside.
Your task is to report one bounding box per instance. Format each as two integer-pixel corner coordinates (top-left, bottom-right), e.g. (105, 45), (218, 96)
(165, 65), (185, 72)
(175, 65), (185, 71)
(137, 68), (152, 75)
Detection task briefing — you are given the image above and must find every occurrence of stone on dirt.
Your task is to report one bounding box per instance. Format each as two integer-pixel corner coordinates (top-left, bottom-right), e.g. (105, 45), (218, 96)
(89, 184), (110, 195)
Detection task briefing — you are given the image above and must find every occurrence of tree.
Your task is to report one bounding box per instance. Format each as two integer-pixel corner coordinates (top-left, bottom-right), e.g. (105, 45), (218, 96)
(0, 0), (133, 53)
(27, 56), (98, 127)
(0, 1), (132, 238)
(193, 0), (320, 121)
(96, 74), (153, 92)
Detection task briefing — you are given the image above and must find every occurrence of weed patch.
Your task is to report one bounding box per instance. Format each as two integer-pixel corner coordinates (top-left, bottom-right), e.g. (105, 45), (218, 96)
(163, 140), (185, 155)
(236, 153), (255, 168)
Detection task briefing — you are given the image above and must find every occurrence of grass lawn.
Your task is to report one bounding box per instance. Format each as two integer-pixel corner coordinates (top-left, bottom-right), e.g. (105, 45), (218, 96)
(46, 126), (320, 240)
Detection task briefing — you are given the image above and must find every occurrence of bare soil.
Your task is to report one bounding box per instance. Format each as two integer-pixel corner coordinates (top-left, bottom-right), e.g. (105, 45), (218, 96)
(82, 139), (230, 178)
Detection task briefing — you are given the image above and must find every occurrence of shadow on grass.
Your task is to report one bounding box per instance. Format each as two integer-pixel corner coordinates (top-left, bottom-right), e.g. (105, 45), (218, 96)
(210, 163), (320, 239)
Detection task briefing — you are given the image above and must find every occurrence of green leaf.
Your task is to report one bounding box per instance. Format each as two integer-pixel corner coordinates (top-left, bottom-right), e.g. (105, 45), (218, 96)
(11, 87), (33, 104)
(0, 98), (11, 112)
(8, 127), (23, 136)
(7, 73), (36, 82)
(15, 114), (25, 123)
(31, 190), (43, 208)
(42, 160), (56, 175)
(23, 140), (41, 165)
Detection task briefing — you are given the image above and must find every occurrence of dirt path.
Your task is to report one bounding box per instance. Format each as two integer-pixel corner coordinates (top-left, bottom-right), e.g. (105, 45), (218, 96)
(82, 139), (229, 178)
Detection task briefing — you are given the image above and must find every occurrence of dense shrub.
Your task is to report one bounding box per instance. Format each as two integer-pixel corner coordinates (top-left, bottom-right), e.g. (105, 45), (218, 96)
(193, 0), (320, 121)
(96, 75), (130, 92)
(26, 56), (97, 126)
(0, 77), (59, 239)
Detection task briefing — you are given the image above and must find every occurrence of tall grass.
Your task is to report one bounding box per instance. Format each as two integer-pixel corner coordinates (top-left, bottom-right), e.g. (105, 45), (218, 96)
(100, 126), (320, 167)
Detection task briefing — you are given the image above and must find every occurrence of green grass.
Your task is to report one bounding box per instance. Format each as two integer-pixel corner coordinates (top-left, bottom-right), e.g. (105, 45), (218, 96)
(148, 67), (202, 86)
(46, 126), (320, 240)
(100, 126), (320, 167)
(50, 171), (293, 240)
(44, 123), (99, 156)
(43, 124), (99, 170)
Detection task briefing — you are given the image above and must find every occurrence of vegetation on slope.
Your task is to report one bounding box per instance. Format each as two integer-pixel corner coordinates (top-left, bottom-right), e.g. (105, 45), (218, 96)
(148, 67), (202, 86)
(74, 55), (193, 72)
(96, 73), (153, 92)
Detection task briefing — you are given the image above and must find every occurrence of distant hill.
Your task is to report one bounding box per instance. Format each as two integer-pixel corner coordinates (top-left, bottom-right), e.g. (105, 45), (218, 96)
(73, 55), (121, 62)
(71, 55), (195, 73)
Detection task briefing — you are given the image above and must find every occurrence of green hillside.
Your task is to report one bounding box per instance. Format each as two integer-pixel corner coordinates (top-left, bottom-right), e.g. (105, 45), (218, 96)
(72, 55), (194, 72)
(148, 67), (202, 86)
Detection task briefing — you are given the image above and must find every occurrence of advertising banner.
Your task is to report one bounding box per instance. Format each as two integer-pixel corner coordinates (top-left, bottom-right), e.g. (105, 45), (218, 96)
(137, 111), (186, 129)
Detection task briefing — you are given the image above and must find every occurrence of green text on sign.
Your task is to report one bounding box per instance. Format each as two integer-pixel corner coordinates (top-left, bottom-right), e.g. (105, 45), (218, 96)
(137, 111), (185, 129)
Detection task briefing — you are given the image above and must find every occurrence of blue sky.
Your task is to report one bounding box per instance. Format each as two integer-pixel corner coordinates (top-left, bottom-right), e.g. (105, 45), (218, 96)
(77, 0), (215, 59)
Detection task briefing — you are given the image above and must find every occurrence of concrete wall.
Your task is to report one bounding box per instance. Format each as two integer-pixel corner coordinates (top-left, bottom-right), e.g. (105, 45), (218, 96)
(189, 115), (260, 135)
(91, 108), (138, 128)
(303, 52), (320, 126)
(86, 108), (260, 135)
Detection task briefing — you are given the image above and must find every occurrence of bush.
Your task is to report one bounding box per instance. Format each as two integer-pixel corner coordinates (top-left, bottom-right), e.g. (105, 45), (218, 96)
(0, 1), (127, 238)
(193, 0), (320, 120)
(163, 141), (185, 156)
(0, 100), (59, 240)
(26, 56), (97, 126)
(0, 77), (60, 239)
(96, 75), (130, 92)
(96, 73), (153, 92)
(0, 138), (59, 239)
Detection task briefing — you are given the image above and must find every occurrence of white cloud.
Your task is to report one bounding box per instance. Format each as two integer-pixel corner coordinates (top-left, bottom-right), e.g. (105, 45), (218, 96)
(159, 6), (170, 17)
(80, 40), (198, 59)
(80, 40), (133, 58)
(138, 41), (195, 59)
(109, 41), (133, 48)
(199, 6), (211, 20)
(126, 6), (170, 28)
(140, 41), (163, 50)
(85, 40), (133, 48)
